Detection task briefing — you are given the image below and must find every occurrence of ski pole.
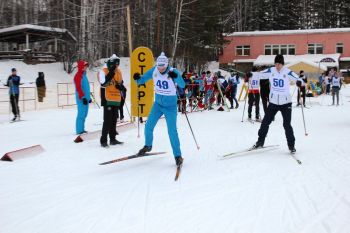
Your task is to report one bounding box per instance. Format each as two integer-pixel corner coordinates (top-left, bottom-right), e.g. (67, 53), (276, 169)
(241, 78), (250, 122)
(137, 84), (140, 138)
(173, 79), (200, 150)
(90, 92), (100, 109)
(299, 87), (308, 136)
(291, 84), (297, 99)
(120, 91), (132, 120)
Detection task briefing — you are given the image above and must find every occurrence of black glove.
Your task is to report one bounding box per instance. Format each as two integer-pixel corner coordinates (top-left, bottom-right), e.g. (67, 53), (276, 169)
(168, 70), (177, 79)
(102, 71), (115, 87)
(115, 83), (122, 90)
(82, 98), (88, 105)
(108, 64), (117, 73)
(133, 73), (141, 80)
(89, 99), (92, 103)
(296, 80), (302, 87)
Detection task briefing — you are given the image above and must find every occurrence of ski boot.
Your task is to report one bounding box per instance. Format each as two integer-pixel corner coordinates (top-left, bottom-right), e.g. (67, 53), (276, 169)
(101, 142), (109, 148)
(255, 116), (262, 122)
(251, 141), (264, 150)
(137, 146), (152, 156)
(110, 139), (123, 145)
(175, 156), (184, 167)
(288, 145), (296, 154)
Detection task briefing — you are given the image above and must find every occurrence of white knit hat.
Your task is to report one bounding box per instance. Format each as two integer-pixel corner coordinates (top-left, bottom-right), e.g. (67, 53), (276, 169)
(156, 52), (168, 67)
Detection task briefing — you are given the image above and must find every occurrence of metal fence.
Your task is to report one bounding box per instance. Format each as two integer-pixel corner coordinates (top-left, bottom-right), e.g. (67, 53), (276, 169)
(57, 82), (95, 108)
(0, 87), (37, 114)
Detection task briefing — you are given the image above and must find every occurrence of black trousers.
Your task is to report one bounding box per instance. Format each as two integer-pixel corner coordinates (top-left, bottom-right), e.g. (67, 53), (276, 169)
(100, 105), (118, 144)
(297, 86), (306, 105)
(10, 94), (20, 116)
(118, 98), (125, 120)
(248, 93), (260, 118)
(260, 88), (269, 114)
(258, 103), (295, 146)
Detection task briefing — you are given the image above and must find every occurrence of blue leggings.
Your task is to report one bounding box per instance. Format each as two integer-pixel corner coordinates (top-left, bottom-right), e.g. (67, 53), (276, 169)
(145, 102), (181, 157)
(76, 100), (89, 134)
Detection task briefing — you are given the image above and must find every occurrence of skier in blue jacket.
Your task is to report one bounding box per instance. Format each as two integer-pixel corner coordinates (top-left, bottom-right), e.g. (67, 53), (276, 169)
(133, 52), (185, 166)
(4, 68), (21, 121)
(74, 60), (91, 135)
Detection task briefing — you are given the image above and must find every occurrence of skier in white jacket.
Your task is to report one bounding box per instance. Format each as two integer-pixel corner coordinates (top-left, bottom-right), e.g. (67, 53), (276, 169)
(252, 54), (303, 153)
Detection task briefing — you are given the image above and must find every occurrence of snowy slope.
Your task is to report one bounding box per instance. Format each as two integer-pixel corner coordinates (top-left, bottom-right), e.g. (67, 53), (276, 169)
(1, 85), (350, 233)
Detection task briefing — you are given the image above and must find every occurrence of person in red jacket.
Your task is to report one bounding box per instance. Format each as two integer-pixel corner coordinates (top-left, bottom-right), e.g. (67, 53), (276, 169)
(74, 60), (91, 134)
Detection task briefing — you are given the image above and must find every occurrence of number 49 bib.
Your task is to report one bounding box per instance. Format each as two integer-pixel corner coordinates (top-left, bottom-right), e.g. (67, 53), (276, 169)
(153, 69), (176, 96)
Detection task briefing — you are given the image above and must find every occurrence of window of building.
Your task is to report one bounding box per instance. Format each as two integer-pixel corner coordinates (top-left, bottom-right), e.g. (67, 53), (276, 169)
(236, 45), (250, 56)
(308, 43), (323, 54)
(264, 44), (295, 55)
(336, 43), (343, 54)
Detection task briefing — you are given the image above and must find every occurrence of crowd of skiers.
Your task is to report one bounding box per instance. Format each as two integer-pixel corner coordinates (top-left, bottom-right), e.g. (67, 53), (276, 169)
(318, 68), (343, 105)
(4, 52), (346, 167)
(174, 69), (241, 113)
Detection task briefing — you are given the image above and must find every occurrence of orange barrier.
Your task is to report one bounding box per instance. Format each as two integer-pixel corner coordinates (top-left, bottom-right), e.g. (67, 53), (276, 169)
(1, 144), (45, 162)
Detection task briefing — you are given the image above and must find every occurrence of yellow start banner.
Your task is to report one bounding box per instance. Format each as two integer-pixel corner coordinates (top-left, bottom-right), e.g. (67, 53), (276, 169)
(131, 47), (155, 117)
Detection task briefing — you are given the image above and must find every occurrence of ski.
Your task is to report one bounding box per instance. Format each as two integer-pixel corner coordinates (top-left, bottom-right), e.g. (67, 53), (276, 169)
(247, 119), (255, 124)
(290, 153), (302, 164)
(174, 161), (183, 181)
(216, 79), (230, 112)
(220, 145), (280, 159)
(99, 152), (166, 165)
(10, 119), (25, 123)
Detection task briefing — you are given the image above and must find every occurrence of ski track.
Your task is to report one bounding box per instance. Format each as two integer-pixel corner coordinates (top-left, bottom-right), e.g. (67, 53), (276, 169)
(1, 86), (350, 233)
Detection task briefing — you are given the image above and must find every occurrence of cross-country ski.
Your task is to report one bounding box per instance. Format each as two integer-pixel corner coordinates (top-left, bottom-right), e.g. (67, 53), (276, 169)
(99, 152), (166, 165)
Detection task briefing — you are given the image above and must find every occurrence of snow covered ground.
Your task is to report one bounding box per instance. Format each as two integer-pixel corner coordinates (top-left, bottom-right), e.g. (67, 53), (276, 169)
(1, 59), (350, 233)
(0, 58), (131, 114)
(1, 86), (350, 233)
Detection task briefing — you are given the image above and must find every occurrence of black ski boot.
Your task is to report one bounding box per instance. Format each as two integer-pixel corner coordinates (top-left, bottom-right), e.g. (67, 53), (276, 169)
(175, 156), (184, 167)
(137, 146), (152, 156)
(251, 141), (264, 150)
(289, 145), (296, 154)
(11, 116), (17, 122)
(101, 142), (109, 148)
(110, 139), (123, 145)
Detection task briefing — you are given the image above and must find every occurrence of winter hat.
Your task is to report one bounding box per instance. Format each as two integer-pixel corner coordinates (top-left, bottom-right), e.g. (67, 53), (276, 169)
(107, 54), (120, 69)
(156, 52), (168, 67)
(77, 60), (88, 72)
(11, 68), (16, 72)
(274, 54), (284, 65)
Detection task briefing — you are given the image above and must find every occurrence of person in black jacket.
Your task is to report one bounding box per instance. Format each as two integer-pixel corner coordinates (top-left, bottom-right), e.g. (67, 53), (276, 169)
(36, 72), (46, 102)
(297, 70), (307, 107)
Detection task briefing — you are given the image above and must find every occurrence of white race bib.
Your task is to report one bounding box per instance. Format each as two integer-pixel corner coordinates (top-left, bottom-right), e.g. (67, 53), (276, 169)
(153, 69), (176, 96)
